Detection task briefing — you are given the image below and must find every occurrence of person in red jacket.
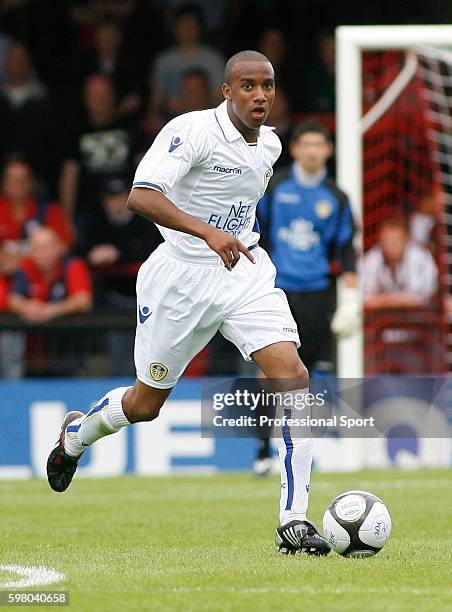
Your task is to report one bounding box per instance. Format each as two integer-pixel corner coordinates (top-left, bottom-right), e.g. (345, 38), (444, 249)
(8, 225), (91, 323)
(6, 225), (92, 377)
(0, 158), (72, 286)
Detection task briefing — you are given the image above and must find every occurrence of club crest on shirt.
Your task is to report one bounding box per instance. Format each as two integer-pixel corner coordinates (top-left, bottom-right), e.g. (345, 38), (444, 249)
(263, 168), (273, 192)
(315, 200), (333, 219)
(150, 362), (168, 381)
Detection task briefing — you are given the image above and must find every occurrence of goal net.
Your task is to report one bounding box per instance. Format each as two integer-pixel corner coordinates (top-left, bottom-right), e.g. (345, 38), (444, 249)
(335, 26), (452, 377)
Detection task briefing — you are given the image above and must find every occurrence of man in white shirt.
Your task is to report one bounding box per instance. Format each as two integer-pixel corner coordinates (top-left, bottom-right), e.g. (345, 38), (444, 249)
(47, 50), (330, 557)
(363, 216), (438, 308)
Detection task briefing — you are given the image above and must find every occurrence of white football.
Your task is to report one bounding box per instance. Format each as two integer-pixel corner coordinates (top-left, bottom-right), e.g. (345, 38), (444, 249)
(323, 490), (392, 557)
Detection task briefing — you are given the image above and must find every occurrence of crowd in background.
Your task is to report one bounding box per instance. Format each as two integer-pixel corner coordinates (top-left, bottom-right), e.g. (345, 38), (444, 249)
(0, 0), (448, 377)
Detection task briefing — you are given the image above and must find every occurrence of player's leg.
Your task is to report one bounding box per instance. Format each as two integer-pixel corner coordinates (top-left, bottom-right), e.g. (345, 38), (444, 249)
(253, 369), (274, 476)
(219, 247), (329, 555)
(252, 290), (319, 476)
(47, 248), (225, 492)
(67, 379), (171, 448)
(252, 341), (329, 556)
(251, 342), (311, 524)
(46, 380), (172, 492)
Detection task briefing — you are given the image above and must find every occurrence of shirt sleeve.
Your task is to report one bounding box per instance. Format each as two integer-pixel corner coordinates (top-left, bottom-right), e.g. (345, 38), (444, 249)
(337, 200), (354, 246)
(66, 258), (92, 296)
(132, 117), (211, 195)
(409, 247), (438, 303)
(336, 200), (356, 273)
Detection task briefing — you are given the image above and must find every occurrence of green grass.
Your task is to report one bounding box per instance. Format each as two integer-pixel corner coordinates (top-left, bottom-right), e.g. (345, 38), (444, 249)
(1, 470), (451, 611)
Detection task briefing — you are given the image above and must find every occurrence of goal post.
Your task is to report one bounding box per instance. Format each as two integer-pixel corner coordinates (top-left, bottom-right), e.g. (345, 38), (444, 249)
(335, 25), (452, 378)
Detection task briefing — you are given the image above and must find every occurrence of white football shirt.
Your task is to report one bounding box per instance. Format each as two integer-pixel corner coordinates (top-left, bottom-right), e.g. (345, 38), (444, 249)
(362, 242), (438, 303)
(133, 100), (281, 259)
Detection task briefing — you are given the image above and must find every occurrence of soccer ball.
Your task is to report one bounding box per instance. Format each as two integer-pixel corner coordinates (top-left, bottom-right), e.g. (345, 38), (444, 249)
(323, 490), (392, 557)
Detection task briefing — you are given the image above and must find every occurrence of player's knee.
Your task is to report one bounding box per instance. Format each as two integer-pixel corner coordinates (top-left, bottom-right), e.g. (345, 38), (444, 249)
(138, 401), (162, 422)
(125, 397), (162, 423)
(122, 387), (165, 423)
(286, 360), (309, 388)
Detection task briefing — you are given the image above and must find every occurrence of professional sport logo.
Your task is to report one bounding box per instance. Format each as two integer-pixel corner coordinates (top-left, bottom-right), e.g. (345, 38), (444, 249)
(150, 362), (168, 381)
(169, 135), (183, 153)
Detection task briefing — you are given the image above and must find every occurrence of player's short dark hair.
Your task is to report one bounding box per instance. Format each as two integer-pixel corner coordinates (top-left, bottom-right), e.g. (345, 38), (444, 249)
(224, 50), (271, 84)
(291, 120), (332, 143)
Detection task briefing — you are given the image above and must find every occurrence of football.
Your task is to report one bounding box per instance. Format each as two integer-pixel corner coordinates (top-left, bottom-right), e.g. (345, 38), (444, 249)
(323, 490), (392, 557)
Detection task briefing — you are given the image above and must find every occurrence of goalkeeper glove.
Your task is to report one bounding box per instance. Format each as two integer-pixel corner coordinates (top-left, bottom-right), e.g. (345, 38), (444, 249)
(330, 287), (361, 338)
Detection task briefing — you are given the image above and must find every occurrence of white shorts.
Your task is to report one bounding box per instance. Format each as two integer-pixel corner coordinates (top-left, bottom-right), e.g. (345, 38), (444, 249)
(134, 243), (300, 388)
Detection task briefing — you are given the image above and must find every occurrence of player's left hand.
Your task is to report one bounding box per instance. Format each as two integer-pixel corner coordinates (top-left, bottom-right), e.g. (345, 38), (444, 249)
(330, 287), (361, 337)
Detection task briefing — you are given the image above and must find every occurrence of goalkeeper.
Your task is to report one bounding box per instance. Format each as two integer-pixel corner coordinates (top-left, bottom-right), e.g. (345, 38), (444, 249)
(255, 120), (359, 474)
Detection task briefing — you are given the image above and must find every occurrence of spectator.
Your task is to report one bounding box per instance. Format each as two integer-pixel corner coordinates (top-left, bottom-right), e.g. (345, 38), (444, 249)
(363, 216), (438, 309)
(85, 176), (160, 300)
(169, 68), (213, 116)
(258, 28), (301, 112)
(6, 225), (92, 377)
(0, 158), (72, 284)
(79, 17), (142, 119)
(0, 41), (46, 102)
(84, 176), (162, 374)
(59, 73), (136, 246)
(302, 30), (335, 113)
(147, 3), (224, 133)
(7, 225), (92, 377)
(0, 42), (54, 188)
(155, 0), (228, 40)
(8, 225), (92, 322)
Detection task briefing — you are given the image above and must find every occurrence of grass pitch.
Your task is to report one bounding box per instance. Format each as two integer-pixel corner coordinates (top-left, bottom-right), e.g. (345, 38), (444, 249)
(1, 469), (451, 611)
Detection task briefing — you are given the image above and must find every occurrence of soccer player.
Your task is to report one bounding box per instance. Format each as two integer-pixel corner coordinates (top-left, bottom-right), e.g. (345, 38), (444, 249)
(47, 50), (330, 556)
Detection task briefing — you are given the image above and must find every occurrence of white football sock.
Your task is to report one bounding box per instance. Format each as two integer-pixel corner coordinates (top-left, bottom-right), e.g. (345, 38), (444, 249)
(276, 388), (313, 526)
(64, 386), (131, 457)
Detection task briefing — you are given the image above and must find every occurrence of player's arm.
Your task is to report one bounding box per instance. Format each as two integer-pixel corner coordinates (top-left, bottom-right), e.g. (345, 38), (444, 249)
(127, 187), (255, 270)
(364, 291), (425, 309)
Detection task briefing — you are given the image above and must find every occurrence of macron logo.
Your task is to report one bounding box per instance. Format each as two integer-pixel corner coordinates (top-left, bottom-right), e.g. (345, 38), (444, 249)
(213, 165), (242, 175)
(138, 306), (152, 324)
(169, 136), (183, 153)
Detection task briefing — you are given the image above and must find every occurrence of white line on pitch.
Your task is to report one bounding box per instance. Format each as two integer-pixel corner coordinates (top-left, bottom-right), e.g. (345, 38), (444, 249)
(0, 565), (65, 588)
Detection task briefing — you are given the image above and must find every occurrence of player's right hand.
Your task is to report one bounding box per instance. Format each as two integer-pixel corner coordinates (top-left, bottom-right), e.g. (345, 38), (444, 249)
(203, 227), (255, 271)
